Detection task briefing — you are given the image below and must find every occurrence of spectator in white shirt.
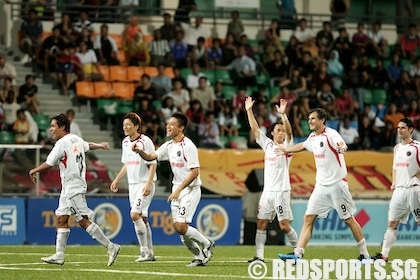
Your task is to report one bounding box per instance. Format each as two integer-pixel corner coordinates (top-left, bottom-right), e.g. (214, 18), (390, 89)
(293, 18), (315, 44)
(94, 24), (120, 65)
(73, 11), (94, 35)
(367, 21), (389, 57)
(66, 109), (82, 137)
(181, 16), (210, 51)
(186, 62), (210, 90)
(119, 0), (139, 16)
(339, 115), (360, 150)
(76, 41), (103, 81)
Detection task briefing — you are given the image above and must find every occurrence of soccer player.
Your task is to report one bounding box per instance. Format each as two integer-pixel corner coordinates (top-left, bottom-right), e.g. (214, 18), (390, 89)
(110, 112), (157, 262)
(277, 108), (370, 261)
(28, 113), (121, 266)
(245, 97), (298, 262)
(133, 112), (215, 267)
(373, 117), (420, 262)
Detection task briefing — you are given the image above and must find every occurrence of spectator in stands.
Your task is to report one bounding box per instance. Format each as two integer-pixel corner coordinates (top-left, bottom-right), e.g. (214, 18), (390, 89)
(407, 99), (420, 129)
(18, 74), (40, 115)
(38, 26), (66, 75)
(19, 8), (43, 63)
(72, 11), (94, 37)
(332, 27), (353, 69)
(56, 43), (82, 96)
(293, 18), (315, 44)
(0, 78), (17, 103)
(125, 33), (150, 66)
(372, 58), (390, 89)
(221, 33), (238, 66)
(134, 74), (157, 102)
(317, 82), (337, 119)
(170, 30), (189, 68)
(13, 109), (30, 144)
(339, 115), (360, 150)
(237, 34), (256, 61)
(66, 109), (82, 137)
(53, 13), (73, 44)
(227, 10), (244, 43)
(265, 19), (283, 54)
(226, 46), (257, 88)
(270, 86), (297, 107)
(316, 21), (334, 59)
(289, 97), (307, 137)
(185, 99), (204, 134)
(76, 41), (103, 82)
(137, 97), (159, 143)
(264, 50), (289, 88)
(75, 27), (94, 50)
(284, 36), (302, 68)
(122, 16), (144, 46)
(276, 0), (297, 30)
(163, 79), (190, 113)
(395, 0), (413, 41)
(186, 62), (209, 90)
(218, 103), (238, 137)
(352, 23), (369, 56)
(384, 103), (405, 129)
(118, 0), (138, 16)
(367, 21), (389, 58)
(94, 24), (120, 65)
(335, 88), (354, 117)
(191, 37), (208, 68)
(311, 60), (332, 91)
(387, 53), (403, 86)
(190, 76), (216, 112)
(231, 87), (247, 118)
(409, 57), (420, 93)
(213, 81), (226, 116)
(198, 111), (222, 149)
(306, 85), (320, 109)
(207, 38), (223, 67)
(149, 29), (171, 66)
(158, 96), (178, 126)
(180, 16), (210, 51)
(343, 55), (363, 107)
(330, 0), (350, 31)
(174, 0), (196, 24)
(399, 23), (420, 60)
(251, 84), (269, 105)
(171, 67), (187, 88)
(296, 51), (315, 84)
(2, 90), (21, 131)
(327, 50), (344, 90)
(151, 63), (172, 98)
(281, 68), (307, 97)
(392, 70), (416, 113)
(302, 36), (319, 60)
(160, 13), (177, 42)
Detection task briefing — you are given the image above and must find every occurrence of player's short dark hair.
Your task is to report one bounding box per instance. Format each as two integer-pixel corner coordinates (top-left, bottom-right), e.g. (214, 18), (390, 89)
(172, 112), (189, 131)
(310, 108), (328, 124)
(399, 117), (414, 129)
(52, 113), (70, 133)
(123, 112), (142, 133)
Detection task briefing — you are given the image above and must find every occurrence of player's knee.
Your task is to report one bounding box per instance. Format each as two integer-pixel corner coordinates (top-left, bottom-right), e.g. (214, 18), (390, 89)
(388, 220), (399, 229)
(174, 222), (188, 235)
(56, 215), (69, 228)
(78, 217), (91, 229)
(256, 219), (268, 230)
(279, 221), (291, 232)
(130, 212), (142, 221)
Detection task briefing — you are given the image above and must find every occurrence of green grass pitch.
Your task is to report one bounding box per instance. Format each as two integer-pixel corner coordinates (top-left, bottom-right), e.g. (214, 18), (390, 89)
(0, 245), (419, 279)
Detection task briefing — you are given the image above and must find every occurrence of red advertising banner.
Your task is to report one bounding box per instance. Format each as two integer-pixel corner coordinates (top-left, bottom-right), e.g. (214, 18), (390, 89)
(198, 150), (393, 198)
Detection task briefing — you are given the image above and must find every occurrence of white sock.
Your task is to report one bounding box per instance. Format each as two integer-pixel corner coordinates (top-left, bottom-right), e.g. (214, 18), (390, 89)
(133, 219), (149, 254)
(185, 226), (210, 247)
(381, 228), (397, 258)
(86, 223), (111, 249)
(56, 228), (70, 257)
(285, 228), (298, 248)
(294, 247), (304, 258)
(255, 229), (266, 259)
(357, 238), (369, 258)
(145, 222), (154, 256)
(181, 235), (204, 260)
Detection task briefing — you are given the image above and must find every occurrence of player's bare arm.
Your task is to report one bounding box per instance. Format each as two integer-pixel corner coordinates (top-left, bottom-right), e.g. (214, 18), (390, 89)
(167, 167), (199, 202)
(245, 96), (260, 140)
(276, 98), (293, 143)
(89, 142), (110, 150)
(110, 164), (127, 193)
(132, 143), (158, 161)
(143, 164), (157, 196)
(29, 163), (53, 184)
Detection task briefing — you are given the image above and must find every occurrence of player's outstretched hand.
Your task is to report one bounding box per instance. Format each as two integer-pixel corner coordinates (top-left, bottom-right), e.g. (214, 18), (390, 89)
(101, 142), (110, 150)
(276, 99), (288, 114)
(245, 96), (254, 111)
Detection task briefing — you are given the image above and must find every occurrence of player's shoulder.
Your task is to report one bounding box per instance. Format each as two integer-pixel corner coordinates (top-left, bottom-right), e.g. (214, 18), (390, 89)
(122, 136), (131, 145)
(140, 133), (154, 143)
(411, 140), (420, 147)
(181, 136), (197, 148)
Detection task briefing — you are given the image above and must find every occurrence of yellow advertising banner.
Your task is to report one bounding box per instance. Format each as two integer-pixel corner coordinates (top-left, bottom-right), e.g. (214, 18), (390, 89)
(198, 149), (394, 199)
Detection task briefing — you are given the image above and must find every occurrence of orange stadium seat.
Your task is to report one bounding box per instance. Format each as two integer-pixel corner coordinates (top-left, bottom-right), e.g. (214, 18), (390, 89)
(112, 82), (134, 100)
(97, 65), (110, 81)
(94, 81), (113, 98)
(109, 33), (123, 50)
(143, 66), (158, 77)
(143, 34), (153, 43)
(109, 65), (128, 82)
(127, 66), (144, 82)
(75, 81), (95, 98)
(164, 66), (175, 79)
(116, 50), (127, 65)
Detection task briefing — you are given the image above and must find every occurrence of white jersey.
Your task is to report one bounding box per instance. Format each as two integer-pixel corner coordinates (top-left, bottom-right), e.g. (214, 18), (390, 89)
(45, 134), (89, 198)
(303, 127), (347, 185)
(155, 136), (202, 191)
(121, 134), (157, 184)
(256, 130), (293, 192)
(393, 140), (420, 188)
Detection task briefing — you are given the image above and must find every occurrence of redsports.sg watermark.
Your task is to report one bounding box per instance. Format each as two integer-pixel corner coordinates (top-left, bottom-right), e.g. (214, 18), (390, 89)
(248, 259), (418, 280)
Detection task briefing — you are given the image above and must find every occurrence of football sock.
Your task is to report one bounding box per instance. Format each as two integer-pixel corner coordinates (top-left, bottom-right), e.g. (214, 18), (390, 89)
(86, 222), (111, 249)
(286, 228), (298, 248)
(134, 218), (149, 255)
(381, 228), (397, 258)
(145, 221), (154, 256)
(357, 238), (369, 258)
(186, 226), (210, 247)
(56, 228), (70, 257)
(255, 229), (266, 259)
(181, 235), (204, 260)
(294, 247), (304, 258)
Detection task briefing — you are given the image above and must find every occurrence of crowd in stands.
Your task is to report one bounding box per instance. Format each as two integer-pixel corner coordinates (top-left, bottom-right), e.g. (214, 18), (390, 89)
(4, 3), (420, 150)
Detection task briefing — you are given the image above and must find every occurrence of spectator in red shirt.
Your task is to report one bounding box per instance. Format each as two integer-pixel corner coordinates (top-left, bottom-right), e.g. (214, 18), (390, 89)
(400, 23), (420, 60)
(352, 23), (369, 55)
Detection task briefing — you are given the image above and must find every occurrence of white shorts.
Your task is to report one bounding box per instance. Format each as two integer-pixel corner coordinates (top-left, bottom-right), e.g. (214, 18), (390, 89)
(129, 182), (155, 217)
(171, 186), (201, 223)
(257, 191), (293, 222)
(306, 180), (356, 220)
(388, 186), (420, 224)
(55, 193), (94, 222)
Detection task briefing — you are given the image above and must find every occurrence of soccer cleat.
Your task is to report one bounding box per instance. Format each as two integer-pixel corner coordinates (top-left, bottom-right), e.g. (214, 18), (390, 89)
(107, 244), (121, 266)
(371, 253), (388, 262)
(186, 259), (205, 267)
(135, 252), (155, 262)
(248, 257), (264, 263)
(202, 239), (215, 264)
(41, 254), (65, 265)
(278, 252), (301, 264)
(357, 254), (371, 264)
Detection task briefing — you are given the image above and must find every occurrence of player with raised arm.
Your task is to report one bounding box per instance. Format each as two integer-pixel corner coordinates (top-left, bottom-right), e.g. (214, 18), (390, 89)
(277, 108), (370, 262)
(372, 117), (420, 262)
(110, 112), (157, 262)
(28, 113), (121, 266)
(245, 97), (298, 262)
(133, 112), (215, 267)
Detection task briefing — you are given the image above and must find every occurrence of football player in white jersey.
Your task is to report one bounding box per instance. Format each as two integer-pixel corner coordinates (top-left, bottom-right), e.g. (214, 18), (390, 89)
(29, 113), (121, 266)
(245, 97), (298, 262)
(133, 112), (215, 267)
(373, 117), (420, 262)
(278, 108), (370, 262)
(110, 112), (157, 262)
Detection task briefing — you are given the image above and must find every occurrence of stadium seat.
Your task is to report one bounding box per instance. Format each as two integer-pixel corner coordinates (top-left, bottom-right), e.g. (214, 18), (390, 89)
(214, 69), (233, 84)
(228, 136), (248, 149)
(219, 135), (229, 148)
(109, 65), (128, 82)
(223, 85), (237, 101)
(163, 67), (175, 79)
(116, 50), (127, 65)
(152, 99), (162, 110)
(94, 81), (113, 98)
(143, 66), (159, 77)
(32, 114), (51, 132)
(401, 59), (412, 69)
(97, 98), (118, 116)
(76, 81), (96, 98)
(372, 89), (387, 104)
(300, 120), (311, 136)
(117, 99), (134, 115)
(362, 88), (373, 104)
(143, 34), (153, 43)
(0, 130), (15, 144)
(270, 87), (281, 98)
(112, 82), (134, 99)
(256, 72), (269, 85)
(201, 69), (216, 84)
(127, 66), (144, 82)
(180, 68), (192, 80)
(109, 33), (123, 50)
(97, 65), (110, 81)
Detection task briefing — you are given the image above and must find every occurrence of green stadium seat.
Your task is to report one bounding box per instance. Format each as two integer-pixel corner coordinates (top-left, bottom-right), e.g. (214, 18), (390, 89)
(117, 100), (134, 115)
(223, 85), (237, 101)
(201, 69), (216, 84)
(32, 114), (51, 131)
(152, 99), (162, 110)
(362, 88), (373, 104)
(372, 89), (387, 104)
(219, 135), (229, 148)
(256, 72), (269, 85)
(0, 131), (15, 144)
(401, 59), (412, 69)
(180, 68), (192, 80)
(215, 69), (234, 84)
(300, 120), (311, 136)
(97, 98), (118, 116)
